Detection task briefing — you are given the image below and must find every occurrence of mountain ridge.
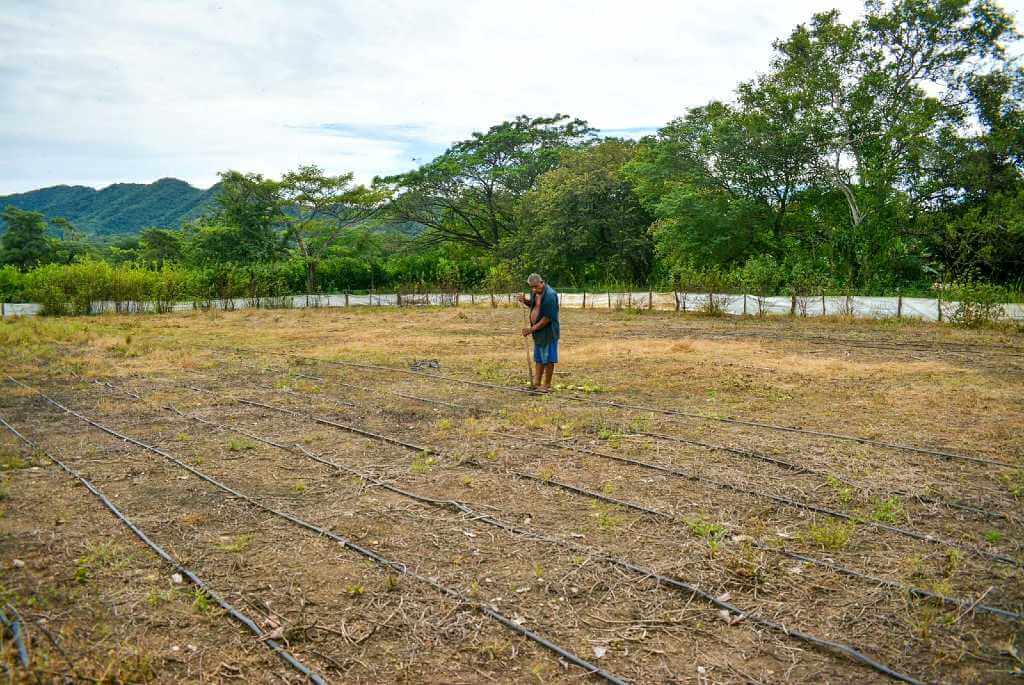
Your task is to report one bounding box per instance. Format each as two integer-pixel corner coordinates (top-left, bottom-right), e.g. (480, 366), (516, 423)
(0, 178), (221, 236)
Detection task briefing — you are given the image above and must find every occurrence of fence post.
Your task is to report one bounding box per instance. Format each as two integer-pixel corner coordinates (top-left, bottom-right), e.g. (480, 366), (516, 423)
(897, 289), (902, 319)
(608, 292), (611, 308)
(674, 291), (680, 312)
(790, 293), (797, 316)
(582, 291), (586, 309)
(821, 293), (826, 316)
(742, 293), (747, 316)
(937, 294), (942, 322)
(648, 289), (653, 310)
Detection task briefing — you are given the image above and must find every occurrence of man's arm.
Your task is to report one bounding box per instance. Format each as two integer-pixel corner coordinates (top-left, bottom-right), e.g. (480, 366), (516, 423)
(529, 316), (550, 332)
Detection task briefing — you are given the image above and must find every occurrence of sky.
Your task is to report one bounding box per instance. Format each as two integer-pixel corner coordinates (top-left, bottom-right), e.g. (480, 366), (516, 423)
(1, 0), (1022, 195)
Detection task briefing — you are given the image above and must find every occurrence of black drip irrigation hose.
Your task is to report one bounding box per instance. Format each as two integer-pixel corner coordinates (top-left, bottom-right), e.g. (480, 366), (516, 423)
(7, 378), (625, 685)
(285, 367), (1008, 524)
(141, 391), (928, 682)
(633, 431), (1008, 522)
(300, 354), (1016, 470)
(101, 374), (1008, 628)
(0, 413), (325, 685)
(236, 392), (1020, 570)
(0, 603), (29, 669)
(522, 435), (1021, 568)
(214, 394), (1023, 627)
(503, 467), (1024, 624)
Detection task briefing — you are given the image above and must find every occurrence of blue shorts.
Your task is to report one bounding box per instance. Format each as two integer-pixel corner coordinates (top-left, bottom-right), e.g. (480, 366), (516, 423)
(533, 340), (558, 365)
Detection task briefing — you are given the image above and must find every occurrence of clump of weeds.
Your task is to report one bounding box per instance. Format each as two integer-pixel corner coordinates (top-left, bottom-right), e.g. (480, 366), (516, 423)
(804, 520), (855, 550)
(869, 495), (904, 524)
(215, 534), (253, 553)
(591, 502), (625, 532)
(227, 437), (256, 452)
(825, 475), (855, 506)
(1002, 469), (1024, 499)
(411, 453), (437, 475)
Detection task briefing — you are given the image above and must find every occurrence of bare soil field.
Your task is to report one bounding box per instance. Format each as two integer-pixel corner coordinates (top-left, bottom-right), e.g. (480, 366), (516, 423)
(1, 305), (1022, 684)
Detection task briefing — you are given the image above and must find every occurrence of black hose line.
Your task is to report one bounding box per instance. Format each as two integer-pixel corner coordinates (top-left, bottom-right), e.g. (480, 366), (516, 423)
(6, 377), (625, 685)
(100, 381), (926, 682)
(0, 413), (325, 685)
(239, 396), (1019, 569)
(303, 354), (1016, 470)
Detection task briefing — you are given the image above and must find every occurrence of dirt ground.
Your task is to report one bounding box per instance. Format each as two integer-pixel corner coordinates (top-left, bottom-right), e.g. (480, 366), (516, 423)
(0, 304), (1022, 684)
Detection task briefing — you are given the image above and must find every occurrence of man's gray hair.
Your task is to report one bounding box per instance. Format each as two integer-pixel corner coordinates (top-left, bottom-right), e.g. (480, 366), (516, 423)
(527, 273), (544, 285)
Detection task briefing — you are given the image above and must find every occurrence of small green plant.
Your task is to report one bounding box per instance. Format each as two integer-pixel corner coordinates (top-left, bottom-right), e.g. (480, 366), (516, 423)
(537, 466), (555, 482)
(292, 481), (307, 494)
(410, 453), (437, 475)
(192, 588), (212, 614)
(984, 530), (1003, 544)
(484, 448), (499, 461)
(684, 515), (726, 541)
(227, 437), (256, 452)
(592, 503), (625, 531)
(825, 475), (854, 506)
(1002, 469), (1024, 499)
(436, 418), (453, 431)
(629, 413), (653, 434)
(459, 476), (474, 487)
(215, 534), (253, 553)
(533, 562), (544, 579)
(175, 432), (191, 442)
(0, 451), (29, 471)
(943, 549), (963, 578)
(345, 584), (365, 596)
(384, 575), (399, 592)
(0, 478), (8, 501)
(870, 496), (904, 524)
(600, 481), (616, 496)
(804, 520), (855, 550)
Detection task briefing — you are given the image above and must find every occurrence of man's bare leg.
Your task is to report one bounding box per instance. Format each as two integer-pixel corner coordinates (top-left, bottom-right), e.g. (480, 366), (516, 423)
(532, 362), (544, 389)
(541, 363), (555, 391)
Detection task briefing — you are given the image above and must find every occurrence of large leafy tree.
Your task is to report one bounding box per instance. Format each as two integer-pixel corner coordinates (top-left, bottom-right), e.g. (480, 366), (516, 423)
(0, 206), (53, 269)
(188, 170), (285, 265)
(626, 99), (815, 270)
(519, 139), (654, 285)
(278, 164), (386, 293)
(382, 114), (595, 250)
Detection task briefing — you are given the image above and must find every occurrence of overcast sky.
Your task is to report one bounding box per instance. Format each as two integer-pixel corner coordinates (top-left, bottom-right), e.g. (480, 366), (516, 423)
(1, 0), (1021, 195)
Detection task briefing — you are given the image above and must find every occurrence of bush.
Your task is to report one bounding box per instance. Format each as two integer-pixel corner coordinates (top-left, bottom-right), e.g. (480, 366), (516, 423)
(945, 281), (1009, 328)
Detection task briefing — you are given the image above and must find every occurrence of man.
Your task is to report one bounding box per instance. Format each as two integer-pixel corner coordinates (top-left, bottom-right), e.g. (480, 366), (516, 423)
(517, 273), (560, 392)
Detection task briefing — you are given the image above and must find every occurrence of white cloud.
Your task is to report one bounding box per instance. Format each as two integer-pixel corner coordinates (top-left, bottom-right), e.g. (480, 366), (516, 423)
(1, 0), (1021, 194)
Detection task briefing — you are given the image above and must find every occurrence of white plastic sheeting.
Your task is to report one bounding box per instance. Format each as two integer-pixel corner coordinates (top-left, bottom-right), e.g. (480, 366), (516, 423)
(3, 292), (1022, 322)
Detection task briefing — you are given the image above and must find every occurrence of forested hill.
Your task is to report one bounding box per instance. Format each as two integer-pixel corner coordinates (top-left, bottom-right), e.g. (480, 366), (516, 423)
(0, 178), (220, 236)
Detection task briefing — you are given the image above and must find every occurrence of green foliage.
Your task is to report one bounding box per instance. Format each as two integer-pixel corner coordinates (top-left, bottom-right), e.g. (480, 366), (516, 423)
(945, 280), (1010, 327)
(518, 139), (654, 286)
(804, 519), (855, 550)
(383, 114), (595, 249)
(1, 206), (53, 269)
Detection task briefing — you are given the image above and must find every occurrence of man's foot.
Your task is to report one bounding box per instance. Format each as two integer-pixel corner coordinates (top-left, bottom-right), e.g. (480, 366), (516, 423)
(537, 386), (552, 393)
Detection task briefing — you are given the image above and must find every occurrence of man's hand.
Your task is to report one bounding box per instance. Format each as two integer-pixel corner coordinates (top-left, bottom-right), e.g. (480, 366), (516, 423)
(521, 327), (532, 337)
(517, 293), (528, 305)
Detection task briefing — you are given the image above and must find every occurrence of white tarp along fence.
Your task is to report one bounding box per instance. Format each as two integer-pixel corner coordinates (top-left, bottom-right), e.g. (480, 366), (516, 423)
(1, 291), (1022, 322)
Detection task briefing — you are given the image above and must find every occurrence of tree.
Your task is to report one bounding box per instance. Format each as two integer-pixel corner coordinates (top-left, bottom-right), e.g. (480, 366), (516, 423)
(382, 114), (595, 250)
(519, 139), (654, 285)
(202, 170), (285, 263)
(139, 227), (183, 267)
(625, 102), (810, 270)
(278, 164), (385, 293)
(1, 206), (52, 269)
